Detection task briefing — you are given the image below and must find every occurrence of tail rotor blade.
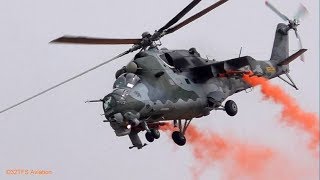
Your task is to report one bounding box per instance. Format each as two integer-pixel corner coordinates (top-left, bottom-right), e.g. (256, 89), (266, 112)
(294, 4), (308, 22)
(265, 1), (290, 21)
(294, 30), (305, 62)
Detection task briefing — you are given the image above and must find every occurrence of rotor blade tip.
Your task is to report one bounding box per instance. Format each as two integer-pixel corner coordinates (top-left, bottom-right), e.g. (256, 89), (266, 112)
(50, 38), (63, 43)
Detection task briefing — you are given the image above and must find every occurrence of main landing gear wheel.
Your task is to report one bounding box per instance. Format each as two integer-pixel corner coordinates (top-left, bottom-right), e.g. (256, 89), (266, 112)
(171, 119), (192, 146)
(150, 129), (160, 139)
(172, 131), (186, 146)
(145, 132), (154, 142)
(225, 100), (238, 116)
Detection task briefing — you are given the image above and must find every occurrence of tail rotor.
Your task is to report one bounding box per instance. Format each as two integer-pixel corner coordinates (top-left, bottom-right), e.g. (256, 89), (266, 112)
(265, 1), (308, 61)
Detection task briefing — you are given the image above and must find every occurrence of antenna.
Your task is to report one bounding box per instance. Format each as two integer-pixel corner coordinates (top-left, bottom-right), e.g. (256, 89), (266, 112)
(238, 47), (243, 57)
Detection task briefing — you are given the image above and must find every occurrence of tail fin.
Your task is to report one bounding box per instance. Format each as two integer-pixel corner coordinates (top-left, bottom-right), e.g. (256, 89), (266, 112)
(270, 23), (290, 63)
(272, 49), (307, 90)
(270, 23), (307, 66)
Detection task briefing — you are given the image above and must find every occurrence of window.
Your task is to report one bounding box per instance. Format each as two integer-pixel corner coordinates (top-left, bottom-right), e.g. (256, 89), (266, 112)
(113, 75), (126, 89)
(113, 73), (141, 89)
(103, 96), (115, 110)
(160, 53), (174, 67)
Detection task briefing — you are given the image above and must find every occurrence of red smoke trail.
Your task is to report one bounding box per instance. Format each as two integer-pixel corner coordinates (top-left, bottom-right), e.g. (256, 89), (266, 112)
(160, 123), (316, 180)
(160, 123), (272, 179)
(243, 75), (319, 151)
(185, 125), (274, 180)
(159, 75), (318, 179)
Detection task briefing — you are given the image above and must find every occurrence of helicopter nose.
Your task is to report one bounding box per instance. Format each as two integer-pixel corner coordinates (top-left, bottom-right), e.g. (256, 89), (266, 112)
(103, 97), (141, 128)
(103, 89), (145, 121)
(102, 92), (126, 118)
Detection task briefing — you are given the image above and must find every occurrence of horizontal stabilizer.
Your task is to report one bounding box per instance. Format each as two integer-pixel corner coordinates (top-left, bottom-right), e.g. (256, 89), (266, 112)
(278, 49), (307, 65)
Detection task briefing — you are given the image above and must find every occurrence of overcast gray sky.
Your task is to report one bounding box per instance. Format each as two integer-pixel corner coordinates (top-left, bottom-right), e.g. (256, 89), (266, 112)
(0, 0), (318, 180)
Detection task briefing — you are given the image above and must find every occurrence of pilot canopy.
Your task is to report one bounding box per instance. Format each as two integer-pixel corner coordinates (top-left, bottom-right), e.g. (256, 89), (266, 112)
(113, 73), (141, 89)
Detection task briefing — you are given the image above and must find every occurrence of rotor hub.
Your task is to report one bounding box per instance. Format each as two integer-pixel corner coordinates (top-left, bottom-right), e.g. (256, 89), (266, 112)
(141, 31), (151, 38)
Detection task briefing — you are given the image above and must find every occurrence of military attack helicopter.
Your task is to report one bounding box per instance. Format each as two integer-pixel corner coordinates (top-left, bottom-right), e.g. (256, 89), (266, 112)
(0, 0), (308, 149)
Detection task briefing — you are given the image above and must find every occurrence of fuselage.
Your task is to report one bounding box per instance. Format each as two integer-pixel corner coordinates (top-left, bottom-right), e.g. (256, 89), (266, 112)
(103, 48), (260, 130)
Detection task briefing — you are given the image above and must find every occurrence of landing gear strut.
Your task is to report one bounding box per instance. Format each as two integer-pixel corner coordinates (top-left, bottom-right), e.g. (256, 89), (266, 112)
(142, 120), (161, 142)
(141, 121), (156, 142)
(172, 119), (192, 146)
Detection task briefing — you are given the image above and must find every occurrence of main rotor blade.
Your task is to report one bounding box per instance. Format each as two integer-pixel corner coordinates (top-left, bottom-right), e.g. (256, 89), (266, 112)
(165, 0), (228, 34)
(294, 4), (308, 22)
(0, 50), (130, 114)
(265, 1), (290, 21)
(51, 36), (142, 45)
(158, 0), (201, 32)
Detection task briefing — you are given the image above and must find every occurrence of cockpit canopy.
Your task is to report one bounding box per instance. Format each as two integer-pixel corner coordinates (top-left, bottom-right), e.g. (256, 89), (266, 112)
(113, 73), (140, 89)
(103, 95), (116, 111)
(103, 89), (128, 112)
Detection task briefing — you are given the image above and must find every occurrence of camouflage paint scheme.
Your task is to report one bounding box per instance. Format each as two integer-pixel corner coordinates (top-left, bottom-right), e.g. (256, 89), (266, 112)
(103, 23), (304, 148)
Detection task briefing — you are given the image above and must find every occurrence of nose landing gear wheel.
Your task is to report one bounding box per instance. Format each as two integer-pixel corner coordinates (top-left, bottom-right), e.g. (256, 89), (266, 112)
(150, 129), (160, 139)
(145, 132), (154, 142)
(172, 131), (186, 146)
(225, 100), (238, 116)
